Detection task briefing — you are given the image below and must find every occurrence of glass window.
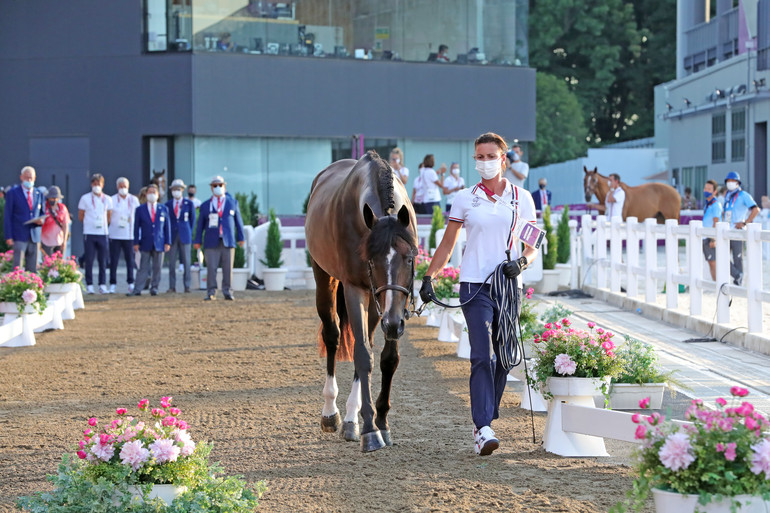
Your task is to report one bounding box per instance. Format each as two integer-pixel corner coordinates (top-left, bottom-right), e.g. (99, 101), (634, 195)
(144, 0), (192, 52)
(731, 108), (746, 162)
(712, 112), (726, 163)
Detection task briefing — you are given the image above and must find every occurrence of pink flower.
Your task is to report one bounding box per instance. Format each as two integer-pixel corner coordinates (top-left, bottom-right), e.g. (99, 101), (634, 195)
(554, 323), (561, 330)
(658, 432), (695, 471)
(724, 442), (737, 461)
(587, 322), (596, 329)
(634, 425), (647, 440)
(715, 398), (727, 407)
(161, 416), (177, 427)
(77, 450), (87, 459)
(631, 413), (642, 424)
(169, 407), (181, 416)
(138, 399), (149, 410)
(83, 429), (93, 437)
(639, 397), (651, 409)
(90, 439), (115, 462)
(21, 289), (37, 304)
(116, 408), (127, 415)
(120, 440), (150, 470)
(554, 353), (577, 375)
(149, 438), (181, 463)
(562, 319), (571, 326)
(160, 396), (173, 408)
(746, 416), (758, 431)
(730, 386), (750, 397)
(751, 439), (770, 478)
(177, 420), (189, 430)
(596, 328), (605, 335)
(716, 443), (725, 452)
(601, 340), (614, 351)
(87, 417), (98, 427)
(606, 351), (615, 358)
(175, 429), (196, 457)
(151, 408), (166, 418)
(544, 323), (552, 330)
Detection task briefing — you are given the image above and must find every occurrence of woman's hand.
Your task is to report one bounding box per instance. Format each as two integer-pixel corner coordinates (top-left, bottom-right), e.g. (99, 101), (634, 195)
(419, 276), (435, 303)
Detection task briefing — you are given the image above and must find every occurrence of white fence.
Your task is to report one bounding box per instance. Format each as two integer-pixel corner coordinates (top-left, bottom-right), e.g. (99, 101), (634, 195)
(576, 215), (770, 335)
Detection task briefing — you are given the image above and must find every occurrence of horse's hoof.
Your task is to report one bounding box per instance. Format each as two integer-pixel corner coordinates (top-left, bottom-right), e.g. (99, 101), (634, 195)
(321, 413), (341, 433)
(380, 429), (392, 447)
(342, 421), (360, 442)
(360, 430), (386, 452)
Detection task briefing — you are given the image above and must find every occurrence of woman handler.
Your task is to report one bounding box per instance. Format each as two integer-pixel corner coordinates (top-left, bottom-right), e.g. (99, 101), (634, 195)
(420, 132), (539, 456)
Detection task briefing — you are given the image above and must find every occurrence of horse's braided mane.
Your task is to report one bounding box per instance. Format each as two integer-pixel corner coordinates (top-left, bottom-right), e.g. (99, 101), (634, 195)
(365, 150), (395, 215)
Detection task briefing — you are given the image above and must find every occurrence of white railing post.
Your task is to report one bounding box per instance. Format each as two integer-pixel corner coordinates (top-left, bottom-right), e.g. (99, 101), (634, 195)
(665, 219), (678, 309)
(596, 216), (607, 289)
(626, 217), (638, 297)
(569, 220), (579, 289)
(610, 217), (622, 293)
(644, 218), (657, 304)
(746, 223), (763, 333)
(581, 215), (593, 287)
(715, 222), (730, 324)
(688, 221), (703, 316)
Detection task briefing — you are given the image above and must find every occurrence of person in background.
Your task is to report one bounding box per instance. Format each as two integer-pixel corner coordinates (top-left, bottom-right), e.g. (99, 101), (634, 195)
(531, 178), (552, 212)
(389, 148), (409, 185)
(503, 144), (529, 188)
(165, 179), (195, 293)
(132, 184), (170, 296)
(436, 44), (450, 62)
(442, 162), (465, 212)
(217, 32), (235, 52)
(40, 186), (70, 256)
(717, 185), (727, 207)
(411, 162), (425, 214)
(682, 187), (697, 210)
(722, 171), (759, 285)
(416, 154), (443, 214)
(187, 184), (202, 209)
(194, 176), (245, 301)
(3, 166), (45, 271)
(78, 173), (112, 294)
(606, 173), (625, 219)
(701, 179), (722, 281)
(108, 177), (139, 294)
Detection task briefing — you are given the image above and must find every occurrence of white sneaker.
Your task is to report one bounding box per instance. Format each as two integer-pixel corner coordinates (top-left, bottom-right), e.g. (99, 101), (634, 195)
(473, 426), (499, 456)
(109, 284), (116, 294)
(99, 284), (109, 294)
(128, 283), (134, 293)
(86, 285), (95, 295)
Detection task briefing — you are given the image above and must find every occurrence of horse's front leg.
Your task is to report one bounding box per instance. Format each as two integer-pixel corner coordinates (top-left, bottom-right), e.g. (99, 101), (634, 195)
(344, 285), (385, 452)
(375, 337), (399, 447)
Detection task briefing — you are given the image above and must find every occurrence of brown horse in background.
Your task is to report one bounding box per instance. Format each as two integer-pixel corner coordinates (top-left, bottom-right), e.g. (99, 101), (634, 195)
(305, 151), (418, 452)
(583, 166), (680, 222)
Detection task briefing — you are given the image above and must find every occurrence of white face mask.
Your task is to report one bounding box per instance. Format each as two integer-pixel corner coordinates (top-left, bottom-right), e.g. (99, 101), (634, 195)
(451, 167), (460, 176)
(172, 189), (182, 199)
(118, 187), (128, 197)
(212, 186), (224, 196)
(146, 193), (158, 203)
(92, 185), (102, 195)
(475, 158), (501, 180)
(511, 152), (520, 162)
(726, 181), (739, 192)
(394, 158), (400, 164)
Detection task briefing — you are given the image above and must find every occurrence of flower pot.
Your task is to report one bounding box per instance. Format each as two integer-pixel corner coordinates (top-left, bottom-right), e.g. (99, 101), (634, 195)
(191, 268), (201, 290)
(535, 269), (560, 294)
(543, 377), (611, 457)
(304, 268), (316, 290)
(555, 263), (571, 288)
(45, 282), (79, 320)
(609, 383), (666, 410)
(0, 302), (37, 315)
(231, 268), (250, 291)
(263, 268), (288, 291)
(437, 298), (461, 343)
(651, 488), (770, 513)
(0, 302), (37, 347)
(119, 484), (188, 506)
(424, 305), (441, 327)
(456, 329), (470, 359)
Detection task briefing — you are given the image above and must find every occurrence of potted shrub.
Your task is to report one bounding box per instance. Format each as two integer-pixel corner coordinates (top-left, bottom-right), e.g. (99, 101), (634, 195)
(0, 268), (47, 316)
(554, 206), (571, 288)
(536, 206), (560, 293)
(17, 396), (266, 511)
(428, 205), (444, 252)
(38, 251), (83, 320)
(260, 209), (286, 291)
(433, 266), (460, 342)
(231, 244), (250, 291)
(613, 388), (770, 512)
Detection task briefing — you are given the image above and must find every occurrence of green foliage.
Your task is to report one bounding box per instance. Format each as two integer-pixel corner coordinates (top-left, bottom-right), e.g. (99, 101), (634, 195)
(0, 197), (8, 253)
(302, 192), (310, 215)
(39, 252), (82, 284)
(531, 73), (588, 167)
(542, 206), (557, 270)
(17, 450), (267, 513)
(556, 206), (571, 264)
(247, 193), (260, 226)
(432, 266), (460, 300)
(234, 192), (260, 228)
(305, 249), (311, 268)
(612, 336), (688, 392)
(428, 205), (444, 251)
(233, 245), (245, 269)
(0, 269), (47, 314)
(540, 303), (573, 325)
(260, 209), (283, 269)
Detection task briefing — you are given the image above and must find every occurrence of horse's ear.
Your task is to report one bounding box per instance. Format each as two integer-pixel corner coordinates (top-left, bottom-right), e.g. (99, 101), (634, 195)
(583, 166), (588, 174)
(363, 203), (377, 230)
(592, 167), (597, 174)
(397, 204), (410, 227)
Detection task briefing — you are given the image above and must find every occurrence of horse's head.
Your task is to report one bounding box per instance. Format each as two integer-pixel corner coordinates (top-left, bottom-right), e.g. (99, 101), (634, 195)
(362, 203), (416, 341)
(583, 166), (599, 202)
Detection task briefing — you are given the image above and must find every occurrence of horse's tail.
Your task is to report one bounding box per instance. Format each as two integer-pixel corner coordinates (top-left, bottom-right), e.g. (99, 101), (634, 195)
(316, 282), (355, 362)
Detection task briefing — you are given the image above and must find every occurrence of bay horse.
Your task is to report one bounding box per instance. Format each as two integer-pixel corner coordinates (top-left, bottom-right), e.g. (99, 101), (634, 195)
(305, 151), (418, 452)
(583, 166), (681, 222)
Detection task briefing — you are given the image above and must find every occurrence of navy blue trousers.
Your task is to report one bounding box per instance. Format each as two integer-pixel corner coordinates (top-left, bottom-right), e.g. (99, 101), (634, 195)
(84, 234), (108, 286)
(109, 239), (135, 285)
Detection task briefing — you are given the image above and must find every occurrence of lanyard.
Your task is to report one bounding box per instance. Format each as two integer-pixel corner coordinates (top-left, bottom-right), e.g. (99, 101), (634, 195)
(91, 193), (105, 210)
(725, 190), (741, 211)
(476, 182), (519, 251)
(703, 197), (716, 215)
(215, 197), (224, 217)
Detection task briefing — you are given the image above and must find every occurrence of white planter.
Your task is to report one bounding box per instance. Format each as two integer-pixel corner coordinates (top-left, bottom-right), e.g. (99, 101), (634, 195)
(543, 376), (611, 457)
(609, 383), (666, 410)
(555, 263), (571, 288)
(119, 484), (188, 506)
(263, 268), (288, 291)
(425, 305), (441, 327)
(231, 268), (250, 291)
(0, 302), (37, 347)
(651, 488), (770, 513)
(456, 329), (470, 359)
(191, 268), (201, 290)
(0, 302), (38, 315)
(304, 268), (316, 290)
(535, 269), (560, 294)
(520, 385), (549, 412)
(45, 282), (79, 320)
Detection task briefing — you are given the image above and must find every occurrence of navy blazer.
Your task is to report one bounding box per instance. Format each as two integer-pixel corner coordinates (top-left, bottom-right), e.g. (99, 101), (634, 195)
(165, 198), (196, 244)
(133, 203), (171, 252)
(3, 185), (45, 243)
(194, 195), (245, 249)
(531, 188), (552, 211)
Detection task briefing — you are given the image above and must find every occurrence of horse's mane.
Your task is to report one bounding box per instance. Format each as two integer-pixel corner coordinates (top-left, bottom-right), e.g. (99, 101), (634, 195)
(363, 216), (416, 261)
(363, 150), (395, 215)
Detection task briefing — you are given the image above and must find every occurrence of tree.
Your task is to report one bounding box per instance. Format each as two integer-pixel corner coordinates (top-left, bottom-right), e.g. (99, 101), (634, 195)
(531, 72), (588, 167)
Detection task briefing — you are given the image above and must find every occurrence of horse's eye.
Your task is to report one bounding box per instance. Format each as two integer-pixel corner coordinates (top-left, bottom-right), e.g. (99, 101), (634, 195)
(406, 257), (413, 266)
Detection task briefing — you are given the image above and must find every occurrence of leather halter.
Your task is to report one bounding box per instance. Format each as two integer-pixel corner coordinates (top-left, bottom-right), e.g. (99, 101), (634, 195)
(367, 253), (416, 320)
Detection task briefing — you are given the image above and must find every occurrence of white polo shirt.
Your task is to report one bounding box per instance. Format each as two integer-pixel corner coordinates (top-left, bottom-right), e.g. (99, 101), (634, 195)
(504, 161), (529, 188)
(420, 167), (441, 203)
(78, 192), (113, 236)
(443, 174), (465, 205)
(109, 193), (139, 240)
(448, 180), (536, 283)
(606, 187), (626, 218)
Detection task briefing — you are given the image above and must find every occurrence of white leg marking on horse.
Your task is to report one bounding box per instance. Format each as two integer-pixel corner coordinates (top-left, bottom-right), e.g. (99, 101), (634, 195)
(383, 248), (396, 313)
(344, 379), (362, 423)
(322, 375), (339, 417)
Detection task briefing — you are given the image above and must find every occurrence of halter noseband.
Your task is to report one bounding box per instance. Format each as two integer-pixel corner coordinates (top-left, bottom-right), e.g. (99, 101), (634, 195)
(366, 252), (416, 320)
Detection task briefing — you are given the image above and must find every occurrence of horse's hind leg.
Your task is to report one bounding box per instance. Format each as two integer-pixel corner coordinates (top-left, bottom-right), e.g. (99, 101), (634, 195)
(375, 337), (399, 447)
(315, 264), (342, 433)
